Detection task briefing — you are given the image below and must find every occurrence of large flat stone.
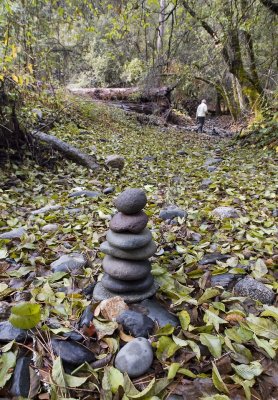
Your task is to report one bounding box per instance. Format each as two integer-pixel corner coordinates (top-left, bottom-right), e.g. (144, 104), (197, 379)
(51, 338), (95, 365)
(10, 356), (31, 398)
(106, 228), (152, 250)
(115, 189), (147, 214)
(199, 252), (231, 265)
(50, 253), (87, 272)
(0, 321), (29, 343)
(100, 241), (157, 260)
(110, 211), (148, 233)
(93, 282), (158, 303)
(140, 299), (179, 327)
(103, 256), (151, 281)
(0, 227), (26, 239)
(102, 273), (154, 293)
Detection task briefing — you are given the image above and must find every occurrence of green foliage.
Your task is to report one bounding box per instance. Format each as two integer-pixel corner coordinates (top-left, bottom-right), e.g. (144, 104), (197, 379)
(9, 302), (41, 329)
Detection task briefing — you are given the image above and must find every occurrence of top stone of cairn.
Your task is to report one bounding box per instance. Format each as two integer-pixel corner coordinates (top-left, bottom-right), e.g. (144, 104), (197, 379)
(114, 188), (147, 215)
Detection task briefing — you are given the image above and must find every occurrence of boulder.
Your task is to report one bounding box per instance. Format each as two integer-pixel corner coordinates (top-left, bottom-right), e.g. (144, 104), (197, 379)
(212, 206), (239, 219)
(234, 276), (275, 304)
(105, 155), (125, 170)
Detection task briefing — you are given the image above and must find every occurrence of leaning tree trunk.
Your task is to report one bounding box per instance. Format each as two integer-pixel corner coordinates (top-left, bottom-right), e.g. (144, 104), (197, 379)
(32, 131), (99, 170)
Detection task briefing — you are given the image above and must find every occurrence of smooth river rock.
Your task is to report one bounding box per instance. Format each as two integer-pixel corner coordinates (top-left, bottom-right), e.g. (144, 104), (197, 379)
(69, 190), (101, 198)
(159, 205), (187, 221)
(199, 252), (231, 265)
(100, 241), (157, 260)
(234, 276), (275, 304)
(109, 211), (148, 233)
(103, 256), (151, 281)
(93, 281), (158, 303)
(105, 155), (125, 170)
(106, 228), (152, 250)
(102, 273), (154, 293)
(0, 227), (26, 239)
(114, 189), (147, 214)
(117, 310), (155, 338)
(115, 337), (153, 377)
(51, 338), (95, 365)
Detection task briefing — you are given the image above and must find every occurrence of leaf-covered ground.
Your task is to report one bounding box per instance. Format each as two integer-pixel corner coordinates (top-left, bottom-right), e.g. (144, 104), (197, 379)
(0, 93), (277, 400)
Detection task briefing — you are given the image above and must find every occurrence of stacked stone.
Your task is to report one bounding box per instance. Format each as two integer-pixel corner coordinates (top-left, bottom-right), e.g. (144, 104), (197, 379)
(93, 189), (157, 303)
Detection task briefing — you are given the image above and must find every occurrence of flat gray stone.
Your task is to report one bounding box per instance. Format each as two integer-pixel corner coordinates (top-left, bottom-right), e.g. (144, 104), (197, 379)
(159, 206), (187, 221)
(234, 276), (275, 304)
(103, 256), (151, 280)
(42, 223), (59, 233)
(115, 189), (147, 214)
(204, 158), (223, 167)
(100, 241), (157, 260)
(50, 253), (87, 272)
(0, 321), (29, 343)
(69, 190), (101, 198)
(107, 228), (152, 250)
(103, 187), (115, 195)
(51, 339), (95, 365)
(93, 282), (158, 303)
(140, 299), (178, 327)
(207, 166), (217, 172)
(0, 227), (26, 239)
(102, 273), (154, 293)
(212, 206), (239, 219)
(10, 357), (31, 398)
(110, 211), (148, 233)
(200, 179), (212, 189)
(211, 273), (241, 290)
(31, 204), (61, 215)
(199, 252), (231, 265)
(115, 337), (153, 377)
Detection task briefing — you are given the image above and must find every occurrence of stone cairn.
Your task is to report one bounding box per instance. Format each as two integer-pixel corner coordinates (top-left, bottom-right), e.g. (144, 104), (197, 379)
(93, 188), (157, 303)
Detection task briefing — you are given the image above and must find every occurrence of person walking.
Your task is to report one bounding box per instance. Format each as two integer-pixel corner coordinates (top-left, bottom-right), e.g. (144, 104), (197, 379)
(196, 99), (208, 133)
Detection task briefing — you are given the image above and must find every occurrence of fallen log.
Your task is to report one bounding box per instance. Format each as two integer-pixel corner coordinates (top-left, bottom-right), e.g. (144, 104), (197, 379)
(69, 86), (174, 103)
(32, 131), (99, 170)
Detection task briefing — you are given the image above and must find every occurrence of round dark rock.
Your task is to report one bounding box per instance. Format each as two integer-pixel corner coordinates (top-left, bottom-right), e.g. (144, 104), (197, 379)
(234, 276), (275, 304)
(110, 211), (148, 233)
(51, 338), (95, 365)
(93, 282), (158, 303)
(115, 337), (153, 377)
(210, 273), (241, 290)
(100, 240), (157, 260)
(0, 321), (29, 343)
(103, 256), (151, 281)
(117, 310), (154, 338)
(114, 189), (147, 214)
(102, 273), (154, 293)
(107, 228), (152, 250)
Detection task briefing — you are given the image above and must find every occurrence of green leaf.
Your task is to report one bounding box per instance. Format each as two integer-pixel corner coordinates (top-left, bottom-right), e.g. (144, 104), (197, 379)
(9, 302), (41, 329)
(231, 361), (263, 380)
(246, 315), (278, 339)
(155, 323), (175, 336)
(253, 334), (276, 358)
(178, 310), (190, 330)
(212, 362), (229, 394)
(204, 309), (227, 332)
(198, 288), (221, 304)
(93, 319), (118, 339)
(51, 357), (67, 398)
(0, 248), (8, 259)
(199, 333), (222, 358)
(225, 326), (254, 343)
(251, 258), (268, 279)
(102, 366), (124, 394)
(167, 362), (181, 379)
(0, 351), (16, 388)
(155, 336), (180, 361)
(261, 305), (278, 321)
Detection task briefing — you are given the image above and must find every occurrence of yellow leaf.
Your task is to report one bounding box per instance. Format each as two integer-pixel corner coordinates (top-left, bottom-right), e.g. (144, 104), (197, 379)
(18, 75), (24, 85)
(27, 63), (33, 74)
(11, 74), (18, 83)
(11, 44), (17, 58)
(0, 75), (4, 81)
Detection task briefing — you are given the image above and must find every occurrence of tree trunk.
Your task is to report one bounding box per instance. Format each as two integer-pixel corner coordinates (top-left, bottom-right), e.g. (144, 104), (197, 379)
(32, 131), (99, 170)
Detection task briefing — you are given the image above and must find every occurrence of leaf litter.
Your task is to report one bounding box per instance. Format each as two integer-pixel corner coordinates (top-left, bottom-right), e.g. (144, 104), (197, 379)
(0, 93), (277, 399)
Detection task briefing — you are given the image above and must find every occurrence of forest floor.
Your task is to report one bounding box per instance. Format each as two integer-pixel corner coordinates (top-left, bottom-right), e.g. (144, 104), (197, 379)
(0, 93), (277, 400)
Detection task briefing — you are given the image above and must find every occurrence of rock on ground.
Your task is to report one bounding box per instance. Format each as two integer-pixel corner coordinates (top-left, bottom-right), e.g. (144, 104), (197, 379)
(42, 223), (59, 233)
(105, 155), (125, 170)
(199, 252), (231, 265)
(10, 357), (31, 398)
(51, 338), (95, 365)
(159, 205), (187, 221)
(69, 190), (101, 198)
(103, 256), (151, 281)
(100, 297), (129, 321)
(106, 228), (152, 250)
(50, 253), (87, 272)
(140, 299), (179, 327)
(212, 206), (239, 218)
(117, 310), (155, 338)
(0, 321), (29, 343)
(109, 211), (148, 233)
(233, 276), (275, 304)
(115, 337), (153, 377)
(100, 240), (157, 261)
(0, 227), (26, 239)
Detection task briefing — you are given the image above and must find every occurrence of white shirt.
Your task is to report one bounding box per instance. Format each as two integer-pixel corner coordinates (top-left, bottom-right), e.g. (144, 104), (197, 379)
(196, 103), (208, 117)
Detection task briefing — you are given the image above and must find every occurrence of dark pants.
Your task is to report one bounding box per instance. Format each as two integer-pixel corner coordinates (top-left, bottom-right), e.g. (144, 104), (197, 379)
(197, 117), (205, 133)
